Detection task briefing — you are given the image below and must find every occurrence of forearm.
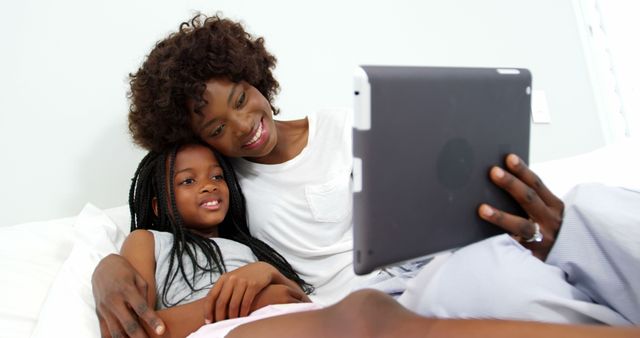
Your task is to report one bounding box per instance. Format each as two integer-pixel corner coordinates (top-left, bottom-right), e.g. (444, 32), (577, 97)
(143, 298), (207, 338)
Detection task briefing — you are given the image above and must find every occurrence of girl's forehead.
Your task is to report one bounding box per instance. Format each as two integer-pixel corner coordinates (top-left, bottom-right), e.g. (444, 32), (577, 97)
(174, 144), (219, 167)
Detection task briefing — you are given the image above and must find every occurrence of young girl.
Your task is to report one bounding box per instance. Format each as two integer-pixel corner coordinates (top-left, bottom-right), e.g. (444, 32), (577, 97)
(120, 142), (312, 337)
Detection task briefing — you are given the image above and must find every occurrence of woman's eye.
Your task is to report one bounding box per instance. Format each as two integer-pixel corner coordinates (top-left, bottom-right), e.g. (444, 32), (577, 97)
(235, 92), (246, 109)
(210, 124), (225, 137)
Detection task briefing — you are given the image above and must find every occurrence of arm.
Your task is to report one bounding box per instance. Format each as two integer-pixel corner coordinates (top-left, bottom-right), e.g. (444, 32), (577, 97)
(92, 254), (165, 338)
(122, 232), (309, 337)
(477, 153), (564, 260)
(119, 230), (208, 338)
(545, 184), (640, 324)
(153, 272), (309, 335)
(202, 261), (311, 324)
(226, 289), (640, 338)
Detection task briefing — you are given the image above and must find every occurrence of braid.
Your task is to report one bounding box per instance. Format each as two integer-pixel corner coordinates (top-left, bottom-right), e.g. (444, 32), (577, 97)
(129, 152), (158, 232)
(130, 145), (228, 308)
(215, 152), (314, 294)
(129, 143), (313, 308)
(162, 146), (228, 307)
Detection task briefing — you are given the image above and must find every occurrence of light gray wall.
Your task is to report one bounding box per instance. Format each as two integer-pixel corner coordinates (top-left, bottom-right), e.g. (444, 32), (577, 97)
(0, 0), (604, 226)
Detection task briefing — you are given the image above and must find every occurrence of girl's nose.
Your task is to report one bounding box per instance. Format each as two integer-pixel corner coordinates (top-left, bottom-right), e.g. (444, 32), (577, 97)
(200, 182), (217, 193)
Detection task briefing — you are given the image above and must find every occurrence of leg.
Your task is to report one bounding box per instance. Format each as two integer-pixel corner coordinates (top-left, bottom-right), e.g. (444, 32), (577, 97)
(398, 234), (630, 325)
(226, 289), (639, 338)
(227, 289), (433, 338)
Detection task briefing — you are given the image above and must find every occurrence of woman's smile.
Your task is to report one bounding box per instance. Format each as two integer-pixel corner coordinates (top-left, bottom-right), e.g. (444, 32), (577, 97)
(242, 117), (270, 150)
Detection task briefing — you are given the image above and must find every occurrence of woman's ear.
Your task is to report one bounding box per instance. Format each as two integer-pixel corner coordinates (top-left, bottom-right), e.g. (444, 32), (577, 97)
(152, 197), (159, 217)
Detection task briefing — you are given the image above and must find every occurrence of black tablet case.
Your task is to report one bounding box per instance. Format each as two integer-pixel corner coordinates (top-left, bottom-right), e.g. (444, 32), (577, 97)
(352, 66), (531, 275)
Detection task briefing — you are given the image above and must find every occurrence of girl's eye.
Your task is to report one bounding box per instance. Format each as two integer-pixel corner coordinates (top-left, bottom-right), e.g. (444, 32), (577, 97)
(211, 175), (224, 181)
(235, 92), (246, 109)
(180, 178), (195, 185)
(210, 124), (225, 137)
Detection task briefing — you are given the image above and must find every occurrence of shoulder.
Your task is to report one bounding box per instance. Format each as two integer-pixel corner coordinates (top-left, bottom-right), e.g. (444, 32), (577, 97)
(215, 238), (254, 255)
(125, 229), (155, 243)
(312, 107), (353, 141)
(314, 108), (352, 127)
(121, 229), (156, 254)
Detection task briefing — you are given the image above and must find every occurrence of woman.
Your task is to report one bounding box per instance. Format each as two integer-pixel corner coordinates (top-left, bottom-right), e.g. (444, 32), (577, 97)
(92, 13), (638, 337)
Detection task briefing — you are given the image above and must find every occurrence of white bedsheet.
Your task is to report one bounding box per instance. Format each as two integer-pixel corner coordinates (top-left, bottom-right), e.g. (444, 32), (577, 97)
(0, 137), (638, 338)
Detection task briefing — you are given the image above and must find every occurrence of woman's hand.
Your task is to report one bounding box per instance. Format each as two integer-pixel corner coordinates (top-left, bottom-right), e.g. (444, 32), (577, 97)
(478, 154), (564, 261)
(92, 253), (164, 338)
(202, 262), (279, 324)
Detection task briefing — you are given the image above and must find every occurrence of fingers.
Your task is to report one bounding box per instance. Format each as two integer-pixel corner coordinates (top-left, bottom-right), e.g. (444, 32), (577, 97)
(134, 274), (165, 335)
(505, 154), (564, 211)
(215, 278), (235, 322)
(97, 313), (112, 338)
(227, 280), (248, 319)
(288, 286), (310, 303)
(478, 204), (536, 240)
(204, 276), (253, 322)
(96, 289), (149, 338)
(109, 282), (153, 338)
(110, 303), (147, 338)
(482, 154), (563, 261)
(203, 279), (223, 324)
(489, 166), (548, 222)
(100, 306), (131, 338)
(480, 203), (555, 260)
(239, 281), (259, 317)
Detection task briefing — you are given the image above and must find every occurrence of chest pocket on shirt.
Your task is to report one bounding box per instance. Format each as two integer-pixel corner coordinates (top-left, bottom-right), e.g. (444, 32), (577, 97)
(305, 173), (351, 223)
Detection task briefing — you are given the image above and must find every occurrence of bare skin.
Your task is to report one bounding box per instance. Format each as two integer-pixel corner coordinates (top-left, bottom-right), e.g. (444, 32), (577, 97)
(227, 289), (640, 338)
(188, 78), (309, 165)
(478, 154), (563, 260)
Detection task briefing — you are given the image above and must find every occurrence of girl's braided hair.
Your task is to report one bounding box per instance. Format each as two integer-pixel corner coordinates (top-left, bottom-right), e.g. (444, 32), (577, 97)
(129, 143), (312, 307)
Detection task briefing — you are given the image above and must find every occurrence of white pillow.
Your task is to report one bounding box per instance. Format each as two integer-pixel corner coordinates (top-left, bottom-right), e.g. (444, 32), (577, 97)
(31, 203), (128, 338)
(531, 137), (640, 198)
(0, 216), (75, 338)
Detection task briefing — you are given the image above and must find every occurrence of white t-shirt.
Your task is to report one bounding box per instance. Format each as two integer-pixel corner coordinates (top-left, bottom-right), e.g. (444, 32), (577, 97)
(232, 108), (365, 305)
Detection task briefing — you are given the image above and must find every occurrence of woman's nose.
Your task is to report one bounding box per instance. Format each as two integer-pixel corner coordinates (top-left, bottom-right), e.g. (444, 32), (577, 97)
(229, 111), (253, 136)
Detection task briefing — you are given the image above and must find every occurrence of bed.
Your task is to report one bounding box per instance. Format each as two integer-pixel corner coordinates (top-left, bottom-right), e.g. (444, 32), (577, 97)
(1, 138), (638, 338)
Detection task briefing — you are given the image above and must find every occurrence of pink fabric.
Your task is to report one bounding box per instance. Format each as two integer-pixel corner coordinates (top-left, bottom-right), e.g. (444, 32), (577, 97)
(187, 303), (323, 338)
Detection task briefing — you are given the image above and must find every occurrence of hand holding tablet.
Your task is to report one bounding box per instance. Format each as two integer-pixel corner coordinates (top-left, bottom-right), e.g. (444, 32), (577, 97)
(352, 65), (532, 274)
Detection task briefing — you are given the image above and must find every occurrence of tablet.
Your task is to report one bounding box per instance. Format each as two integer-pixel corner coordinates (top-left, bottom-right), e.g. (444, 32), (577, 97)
(352, 65), (531, 275)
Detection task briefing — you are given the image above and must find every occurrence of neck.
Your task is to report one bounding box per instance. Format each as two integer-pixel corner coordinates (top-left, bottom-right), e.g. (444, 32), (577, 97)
(191, 227), (219, 239)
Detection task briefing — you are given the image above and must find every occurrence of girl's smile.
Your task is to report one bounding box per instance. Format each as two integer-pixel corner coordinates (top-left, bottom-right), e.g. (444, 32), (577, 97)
(172, 144), (230, 238)
(200, 197), (222, 210)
